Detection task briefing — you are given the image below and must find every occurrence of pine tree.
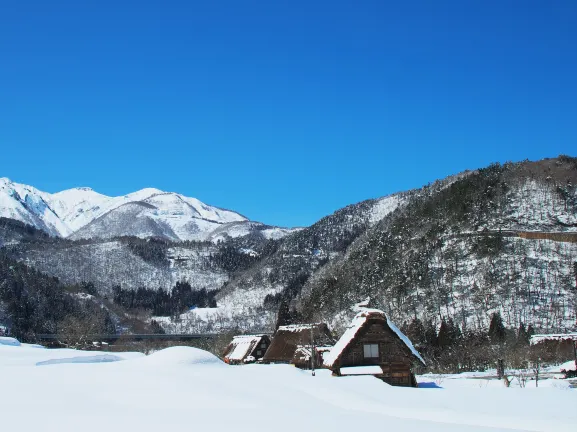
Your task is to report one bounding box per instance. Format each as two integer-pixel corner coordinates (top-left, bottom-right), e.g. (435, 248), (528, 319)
(488, 312), (506, 344)
(516, 323), (530, 346)
(275, 300), (292, 330)
(423, 320), (438, 347)
(404, 317), (427, 346)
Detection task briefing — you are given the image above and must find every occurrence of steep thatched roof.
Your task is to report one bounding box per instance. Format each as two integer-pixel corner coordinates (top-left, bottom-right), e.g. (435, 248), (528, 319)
(323, 309), (425, 368)
(262, 323), (334, 363)
(223, 334), (270, 363)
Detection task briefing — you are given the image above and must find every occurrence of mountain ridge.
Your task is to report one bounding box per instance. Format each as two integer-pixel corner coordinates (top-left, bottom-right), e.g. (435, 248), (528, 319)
(0, 178), (294, 242)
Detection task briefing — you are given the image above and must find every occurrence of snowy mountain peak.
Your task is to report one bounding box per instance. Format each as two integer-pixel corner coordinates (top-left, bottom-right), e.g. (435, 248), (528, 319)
(0, 179), (273, 241)
(70, 187), (94, 192)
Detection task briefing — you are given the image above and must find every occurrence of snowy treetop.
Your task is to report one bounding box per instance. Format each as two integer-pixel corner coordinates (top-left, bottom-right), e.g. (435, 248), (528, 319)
(277, 323), (325, 333)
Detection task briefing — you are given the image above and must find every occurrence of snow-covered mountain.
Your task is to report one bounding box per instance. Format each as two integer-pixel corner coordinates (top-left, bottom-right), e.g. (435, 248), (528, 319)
(0, 177), (289, 241)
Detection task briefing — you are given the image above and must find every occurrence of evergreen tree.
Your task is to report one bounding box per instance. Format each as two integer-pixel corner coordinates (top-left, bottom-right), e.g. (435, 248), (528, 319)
(516, 323), (530, 346)
(526, 324), (535, 340)
(437, 319), (460, 347)
(423, 320), (438, 347)
(404, 317), (427, 346)
(488, 312), (506, 344)
(275, 300), (292, 330)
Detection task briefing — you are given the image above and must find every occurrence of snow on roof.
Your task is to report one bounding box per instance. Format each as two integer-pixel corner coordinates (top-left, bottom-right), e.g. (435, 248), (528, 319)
(385, 315), (426, 366)
(277, 323), (324, 333)
(530, 333), (577, 345)
(294, 345), (333, 357)
(323, 309), (425, 368)
(225, 335), (266, 361)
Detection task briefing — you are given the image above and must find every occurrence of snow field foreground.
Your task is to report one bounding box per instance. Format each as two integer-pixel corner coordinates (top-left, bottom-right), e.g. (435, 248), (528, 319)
(0, 344), (575, 432)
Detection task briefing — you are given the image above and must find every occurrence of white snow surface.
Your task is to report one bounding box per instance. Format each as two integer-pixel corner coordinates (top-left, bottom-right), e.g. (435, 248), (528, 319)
(0, 336), (21, 346)
(369, 194), (402, 224)
(36, 354), (125, 366)
(340, 365), (384, 375)
(324, 308), (425, 367)
(1, 342), (576, 432)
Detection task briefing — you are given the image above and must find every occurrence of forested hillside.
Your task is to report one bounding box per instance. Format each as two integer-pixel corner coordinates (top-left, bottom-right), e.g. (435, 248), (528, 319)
(298, 158), (577, 335)
(0, 253), (116, 341)
(1, 157), (576, 348)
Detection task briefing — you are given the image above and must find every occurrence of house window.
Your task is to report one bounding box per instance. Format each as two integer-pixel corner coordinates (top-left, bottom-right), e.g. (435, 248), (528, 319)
(261, 343), (267, 348)
(256, 350), (262, 356)
(363, 344), (379, 358)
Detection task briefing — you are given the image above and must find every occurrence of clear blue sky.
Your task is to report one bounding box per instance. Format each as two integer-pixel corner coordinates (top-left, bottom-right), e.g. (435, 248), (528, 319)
(1, 1), (576, 227)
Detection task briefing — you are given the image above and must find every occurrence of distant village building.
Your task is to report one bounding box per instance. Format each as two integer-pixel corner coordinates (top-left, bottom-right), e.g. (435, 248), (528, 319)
(323, 309), (426, 387)
(292, 345), (333, 370)
(530, 332), (577, 369)
(223, 335), (271, 365)
(262, 323), (335, 365)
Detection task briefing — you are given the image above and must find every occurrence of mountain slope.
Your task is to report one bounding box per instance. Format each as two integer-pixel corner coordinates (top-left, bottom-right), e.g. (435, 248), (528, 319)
(2, 157), (577, 337)
(298, 157), (577, 333)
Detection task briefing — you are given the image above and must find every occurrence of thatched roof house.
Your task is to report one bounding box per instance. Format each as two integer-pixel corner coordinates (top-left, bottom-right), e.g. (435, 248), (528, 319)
(223, 334), (271, 365)
(323, 309), (425, 387)
(292, 345), (333, 369)
(262, 323), (335, 365)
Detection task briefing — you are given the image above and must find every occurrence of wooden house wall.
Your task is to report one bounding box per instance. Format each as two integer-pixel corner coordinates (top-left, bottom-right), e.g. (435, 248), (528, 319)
(249, 336), (271, 360)
(337, 319), (416, 387)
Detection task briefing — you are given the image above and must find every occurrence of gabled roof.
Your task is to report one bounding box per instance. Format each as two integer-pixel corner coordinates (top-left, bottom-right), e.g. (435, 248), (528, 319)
(323, 308), (426, 368)
(223, 334), (268, 362)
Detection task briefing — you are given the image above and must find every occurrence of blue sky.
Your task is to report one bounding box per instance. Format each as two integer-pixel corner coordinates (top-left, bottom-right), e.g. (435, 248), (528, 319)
(1, 1), (576, 227)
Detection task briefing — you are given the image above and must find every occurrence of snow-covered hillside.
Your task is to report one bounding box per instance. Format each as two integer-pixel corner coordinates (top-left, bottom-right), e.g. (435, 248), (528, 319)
(0, 177), (293, 241)
(1, 342), (575, 432)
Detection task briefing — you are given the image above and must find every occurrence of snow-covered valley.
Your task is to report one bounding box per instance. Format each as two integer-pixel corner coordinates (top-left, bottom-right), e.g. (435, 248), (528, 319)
(0, 339), (575, 432)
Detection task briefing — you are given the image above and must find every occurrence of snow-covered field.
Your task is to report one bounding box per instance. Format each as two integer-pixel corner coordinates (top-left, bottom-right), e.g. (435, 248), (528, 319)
(1, 340), (575, 432)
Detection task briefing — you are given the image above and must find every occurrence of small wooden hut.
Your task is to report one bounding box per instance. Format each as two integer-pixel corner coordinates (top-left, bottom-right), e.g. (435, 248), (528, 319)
(323, 309), (425, 387)
(292, 345), (333, 369)
(530, 332), (577, 370)
(223, 334), (271, 365)
(262, 323), (335, 365)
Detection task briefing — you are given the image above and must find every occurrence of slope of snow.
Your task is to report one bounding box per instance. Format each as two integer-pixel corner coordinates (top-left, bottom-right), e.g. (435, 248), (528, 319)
(0, 343), (576, 432)
(0, 336), (21, 346)
(0, 177), (70, 236)
(369, 194), (402, 224)
(36, 354), (125, 366)
(141, 346), (223, 366)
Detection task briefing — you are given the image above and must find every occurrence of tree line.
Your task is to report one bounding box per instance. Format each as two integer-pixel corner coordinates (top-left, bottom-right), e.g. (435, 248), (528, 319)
(111, 281), (217, 317)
